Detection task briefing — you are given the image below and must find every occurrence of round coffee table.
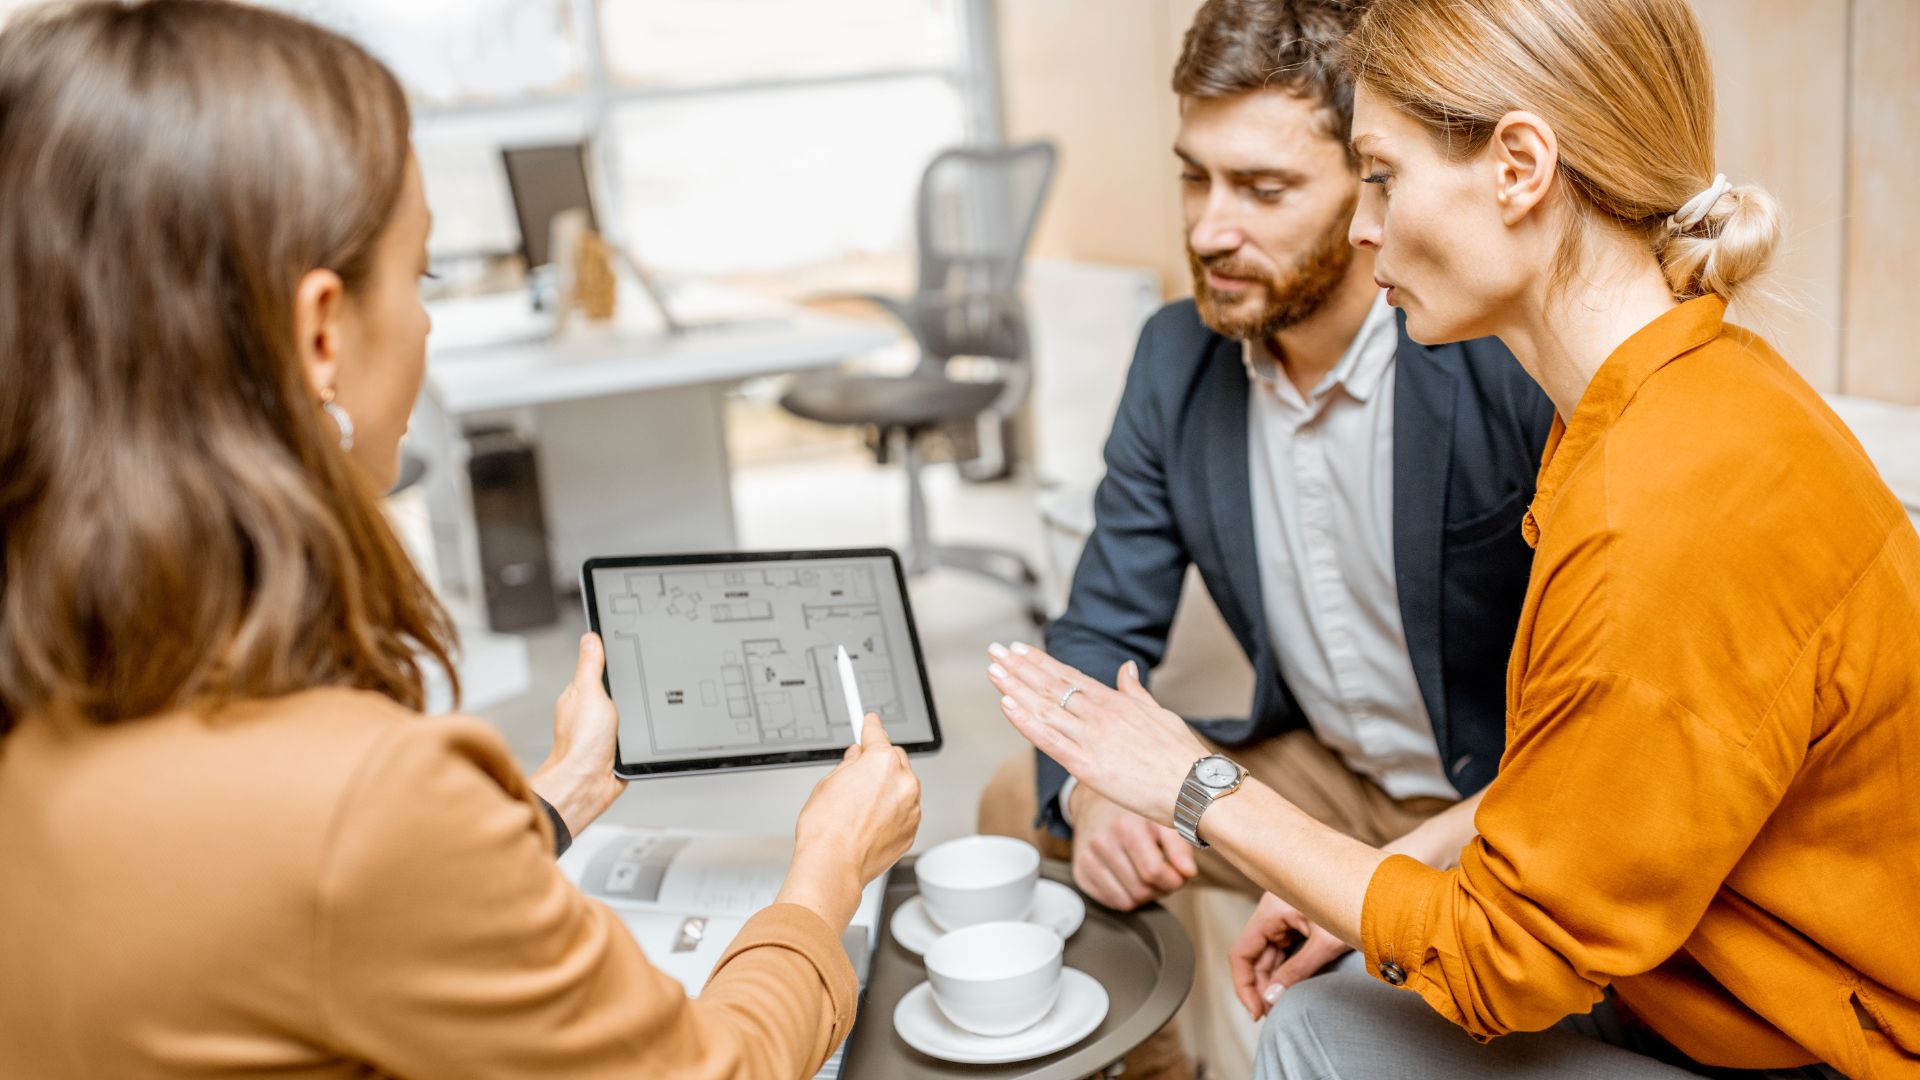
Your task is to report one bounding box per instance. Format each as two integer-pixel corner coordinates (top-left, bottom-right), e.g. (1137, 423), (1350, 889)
(840, 857), (1194, 1079)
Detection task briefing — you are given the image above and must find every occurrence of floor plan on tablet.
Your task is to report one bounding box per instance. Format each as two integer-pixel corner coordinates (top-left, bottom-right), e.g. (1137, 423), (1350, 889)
(596, 559), (911, 761)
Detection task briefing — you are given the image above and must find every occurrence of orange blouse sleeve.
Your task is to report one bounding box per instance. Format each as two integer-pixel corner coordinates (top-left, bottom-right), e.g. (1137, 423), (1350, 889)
(1361, 665), (1796, 1038)
(315, 716), (857, 1079)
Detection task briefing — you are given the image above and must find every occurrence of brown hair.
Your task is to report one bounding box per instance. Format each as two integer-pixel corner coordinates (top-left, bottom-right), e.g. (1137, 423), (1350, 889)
(0, 0), (457, 734)
(1172, 0), (1365, 161)
(1345, 0), (1782, 304)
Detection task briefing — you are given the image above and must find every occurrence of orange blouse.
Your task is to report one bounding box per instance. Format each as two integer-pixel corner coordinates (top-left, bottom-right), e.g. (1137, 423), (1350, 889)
(0, 690), (857, 1079)
(1361, 297), (1920, 1076)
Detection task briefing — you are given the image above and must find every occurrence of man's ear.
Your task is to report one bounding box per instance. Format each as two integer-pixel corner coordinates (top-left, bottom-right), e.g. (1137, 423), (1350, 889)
(1489, 110), (1559, 227)
(292, 267), (346, 400)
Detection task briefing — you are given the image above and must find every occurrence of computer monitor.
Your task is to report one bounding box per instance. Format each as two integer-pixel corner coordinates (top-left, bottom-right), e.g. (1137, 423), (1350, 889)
(499, 140), (688, 333)
(500, 142), (599, 271)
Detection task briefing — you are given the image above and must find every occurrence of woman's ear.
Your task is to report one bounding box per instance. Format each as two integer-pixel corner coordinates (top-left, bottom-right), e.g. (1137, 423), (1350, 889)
(1489, 110), (1559, 227)
(292, 267), (346, 400)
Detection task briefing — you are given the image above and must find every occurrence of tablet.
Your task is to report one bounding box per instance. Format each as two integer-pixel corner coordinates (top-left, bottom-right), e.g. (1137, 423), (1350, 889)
(581, 548), (942, 778)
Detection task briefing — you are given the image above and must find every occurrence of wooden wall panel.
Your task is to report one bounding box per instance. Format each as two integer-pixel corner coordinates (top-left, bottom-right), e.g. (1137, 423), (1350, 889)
(997, 0), (1911, 404)
(1843, 0), (1920, 404)
(1158, 0), (1206, 298)
(996, 0), (1196, 296)
(1691, 0), (1850, 391)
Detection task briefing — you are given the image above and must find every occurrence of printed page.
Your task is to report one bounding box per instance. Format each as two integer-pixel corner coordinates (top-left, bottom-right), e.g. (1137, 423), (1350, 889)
(560, 824), (887, 995)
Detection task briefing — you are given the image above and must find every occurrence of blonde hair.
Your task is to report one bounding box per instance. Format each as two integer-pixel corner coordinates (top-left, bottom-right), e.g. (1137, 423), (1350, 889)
(1345, 0), (1781, 305)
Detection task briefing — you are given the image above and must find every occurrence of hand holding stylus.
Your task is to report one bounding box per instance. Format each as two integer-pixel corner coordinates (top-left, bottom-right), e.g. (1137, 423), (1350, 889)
(836, 643), (864, 746)
(782, 710), (921, 928)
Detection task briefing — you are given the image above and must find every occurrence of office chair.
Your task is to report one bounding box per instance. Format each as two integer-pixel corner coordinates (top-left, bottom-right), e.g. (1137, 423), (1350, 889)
(781, 141), (1058, 627)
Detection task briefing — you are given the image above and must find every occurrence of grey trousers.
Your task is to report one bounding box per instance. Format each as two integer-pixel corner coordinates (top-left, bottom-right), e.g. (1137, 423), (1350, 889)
(1254, 972), (1846, 1080)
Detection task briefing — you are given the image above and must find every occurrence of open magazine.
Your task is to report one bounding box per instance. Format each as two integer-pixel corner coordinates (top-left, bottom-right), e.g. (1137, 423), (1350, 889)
(557, 825), (889, 1078)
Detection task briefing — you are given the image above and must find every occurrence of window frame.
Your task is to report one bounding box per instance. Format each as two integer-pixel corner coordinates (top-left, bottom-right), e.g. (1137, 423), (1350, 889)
(411, 0), (1006, 269)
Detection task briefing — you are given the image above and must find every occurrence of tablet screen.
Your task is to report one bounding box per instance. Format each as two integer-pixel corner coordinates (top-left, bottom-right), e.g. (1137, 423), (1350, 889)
(582, 549), (941, 776)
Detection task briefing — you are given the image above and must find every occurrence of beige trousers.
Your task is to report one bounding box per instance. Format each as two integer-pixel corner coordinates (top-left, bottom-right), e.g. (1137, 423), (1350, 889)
(976, 731), (1455, 1080)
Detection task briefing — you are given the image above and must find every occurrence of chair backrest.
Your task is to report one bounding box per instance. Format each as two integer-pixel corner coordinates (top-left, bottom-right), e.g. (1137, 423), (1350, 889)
(911, 141), (1057, 363)
(916, 140), (1057, 298)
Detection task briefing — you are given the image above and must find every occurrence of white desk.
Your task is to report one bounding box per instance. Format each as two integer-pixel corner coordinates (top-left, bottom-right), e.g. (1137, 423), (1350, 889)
(414, 287), (896, 606)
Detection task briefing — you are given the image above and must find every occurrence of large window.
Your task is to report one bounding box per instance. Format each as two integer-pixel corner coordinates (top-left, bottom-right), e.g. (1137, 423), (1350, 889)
(0, 0), (990, 282)
(280, 0), (989, 281)
(598, 1), (960, 86)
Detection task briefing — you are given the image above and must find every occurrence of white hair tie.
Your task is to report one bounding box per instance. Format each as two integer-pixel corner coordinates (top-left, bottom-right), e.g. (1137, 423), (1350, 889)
(1668, 173), (1733, 231)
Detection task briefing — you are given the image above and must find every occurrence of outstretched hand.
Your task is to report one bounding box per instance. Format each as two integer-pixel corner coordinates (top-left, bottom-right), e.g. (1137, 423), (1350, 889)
(986, 642), (1207, 829)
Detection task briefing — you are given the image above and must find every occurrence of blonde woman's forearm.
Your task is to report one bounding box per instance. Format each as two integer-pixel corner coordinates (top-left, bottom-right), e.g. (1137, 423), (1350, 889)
(1198, 778), (1389, 949)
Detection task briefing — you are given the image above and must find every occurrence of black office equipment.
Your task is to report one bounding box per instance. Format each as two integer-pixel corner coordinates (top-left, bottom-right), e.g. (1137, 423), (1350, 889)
(466, 426), (559, 633)
(500, 143), (599, 272)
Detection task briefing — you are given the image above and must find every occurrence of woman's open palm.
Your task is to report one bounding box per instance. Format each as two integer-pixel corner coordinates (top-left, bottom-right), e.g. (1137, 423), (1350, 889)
(986, 643), (1208, 828)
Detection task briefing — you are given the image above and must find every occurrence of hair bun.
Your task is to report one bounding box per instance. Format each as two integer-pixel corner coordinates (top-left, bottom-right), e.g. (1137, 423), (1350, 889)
(1659, 182), (1783, 305)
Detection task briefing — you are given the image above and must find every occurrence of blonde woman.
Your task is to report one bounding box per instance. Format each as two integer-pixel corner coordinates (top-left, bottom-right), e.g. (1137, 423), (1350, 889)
(0, 3), (919, 1077)
(986, 0), (1919, 1075)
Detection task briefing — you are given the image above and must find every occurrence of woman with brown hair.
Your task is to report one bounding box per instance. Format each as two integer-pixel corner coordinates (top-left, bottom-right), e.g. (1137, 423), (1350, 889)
(986, 0), (1920, 1075)
(0, 3), (919, 1077)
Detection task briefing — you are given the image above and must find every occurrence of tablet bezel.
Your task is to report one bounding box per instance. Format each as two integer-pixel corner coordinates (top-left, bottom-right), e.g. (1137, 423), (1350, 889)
(580, 547), (943, 779)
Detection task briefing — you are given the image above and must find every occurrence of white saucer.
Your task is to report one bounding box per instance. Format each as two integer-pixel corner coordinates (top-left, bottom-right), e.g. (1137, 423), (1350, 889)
(889, 879), (1087, 955)
(894, 968), (1108, 1065)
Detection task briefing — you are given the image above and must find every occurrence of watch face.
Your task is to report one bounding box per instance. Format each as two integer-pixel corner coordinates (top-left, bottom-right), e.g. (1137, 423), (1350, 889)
(1196, 756), (1239, 788)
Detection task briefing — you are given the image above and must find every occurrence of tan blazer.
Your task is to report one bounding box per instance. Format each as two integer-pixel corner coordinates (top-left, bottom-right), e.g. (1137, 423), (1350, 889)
(0, 689), (857, 1078)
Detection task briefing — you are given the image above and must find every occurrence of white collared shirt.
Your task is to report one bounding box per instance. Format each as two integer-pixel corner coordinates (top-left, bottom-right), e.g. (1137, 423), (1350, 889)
(1242, 292), (1456, 801)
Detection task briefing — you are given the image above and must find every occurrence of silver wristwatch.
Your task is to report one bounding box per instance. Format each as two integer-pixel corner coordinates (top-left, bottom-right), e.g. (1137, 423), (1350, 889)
(1173, 754), (1246, 848)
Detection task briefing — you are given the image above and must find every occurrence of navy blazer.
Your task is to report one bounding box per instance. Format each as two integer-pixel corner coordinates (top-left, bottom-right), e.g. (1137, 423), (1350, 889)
(1037, 300), (1554, 836)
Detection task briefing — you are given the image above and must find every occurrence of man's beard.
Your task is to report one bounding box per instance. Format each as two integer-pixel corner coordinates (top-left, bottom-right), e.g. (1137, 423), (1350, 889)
(1189, 204), (1357, 342)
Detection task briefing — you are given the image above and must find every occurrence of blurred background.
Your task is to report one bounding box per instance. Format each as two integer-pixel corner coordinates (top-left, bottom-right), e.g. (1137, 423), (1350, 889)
(0, 0), (1911, 857)
(3, 3), (1911, 1074)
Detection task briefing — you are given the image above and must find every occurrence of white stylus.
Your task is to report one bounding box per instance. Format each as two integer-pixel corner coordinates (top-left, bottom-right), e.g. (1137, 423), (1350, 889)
(836, 644), (864, 746)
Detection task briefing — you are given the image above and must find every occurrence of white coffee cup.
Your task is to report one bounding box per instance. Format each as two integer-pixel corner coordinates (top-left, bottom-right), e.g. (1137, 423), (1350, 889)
(914, 835), (1040, 931)
(923, 920), (1065, 1037)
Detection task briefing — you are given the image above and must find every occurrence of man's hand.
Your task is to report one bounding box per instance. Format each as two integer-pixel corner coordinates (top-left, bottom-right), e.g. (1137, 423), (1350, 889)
(1069, 785), (1199, 910)
(1229, 891), (1352, 1019)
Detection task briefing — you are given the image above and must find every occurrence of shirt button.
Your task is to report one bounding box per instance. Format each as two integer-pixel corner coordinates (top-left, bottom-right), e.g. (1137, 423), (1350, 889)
(1379, 961), (1407, 986)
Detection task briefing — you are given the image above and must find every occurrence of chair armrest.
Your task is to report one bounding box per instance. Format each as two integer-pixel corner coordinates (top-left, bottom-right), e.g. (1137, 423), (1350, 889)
(805, 291), (924, 340)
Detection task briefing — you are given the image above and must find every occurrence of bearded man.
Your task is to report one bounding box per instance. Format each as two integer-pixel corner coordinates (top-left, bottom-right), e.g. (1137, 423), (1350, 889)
(978, 3), (1552, 1074)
